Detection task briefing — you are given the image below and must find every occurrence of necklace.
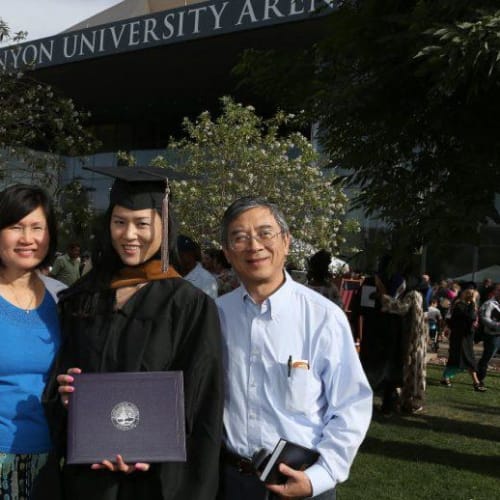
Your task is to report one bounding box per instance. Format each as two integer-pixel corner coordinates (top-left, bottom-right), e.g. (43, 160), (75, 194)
(9, 284), (35, 313)
(0, 273), (37, 313)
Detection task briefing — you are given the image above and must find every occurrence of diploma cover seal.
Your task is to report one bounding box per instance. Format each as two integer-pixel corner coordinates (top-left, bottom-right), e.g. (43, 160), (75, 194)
(111, 401), (140, 431)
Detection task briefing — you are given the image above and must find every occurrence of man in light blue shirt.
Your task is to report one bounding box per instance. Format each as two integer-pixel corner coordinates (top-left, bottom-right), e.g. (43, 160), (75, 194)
(216, 196), (372, 499)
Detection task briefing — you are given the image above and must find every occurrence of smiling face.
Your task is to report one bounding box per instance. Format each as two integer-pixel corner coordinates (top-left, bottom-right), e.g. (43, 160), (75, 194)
(110, 205), (162, 267)
(223, 206), (290, 300)
(0, 206), (50, 272)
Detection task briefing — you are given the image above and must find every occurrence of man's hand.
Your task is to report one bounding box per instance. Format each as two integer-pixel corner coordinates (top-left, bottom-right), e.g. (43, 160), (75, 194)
(265, 463), (313, 499)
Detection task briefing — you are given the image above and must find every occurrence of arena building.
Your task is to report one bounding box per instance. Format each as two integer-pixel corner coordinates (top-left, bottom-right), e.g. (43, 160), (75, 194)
(1, 0), (336, 206)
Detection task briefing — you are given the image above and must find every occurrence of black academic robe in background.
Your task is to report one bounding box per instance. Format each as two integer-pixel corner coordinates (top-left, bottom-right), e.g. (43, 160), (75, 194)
(356, 276), (405, 391)
(43, 275), (224, 500)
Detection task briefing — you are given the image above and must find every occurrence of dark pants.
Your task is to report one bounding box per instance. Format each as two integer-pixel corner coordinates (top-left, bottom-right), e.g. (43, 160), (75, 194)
(218, 463), (336, 500)
(477, 334), (500, 382)
(61, 465), (162, 500)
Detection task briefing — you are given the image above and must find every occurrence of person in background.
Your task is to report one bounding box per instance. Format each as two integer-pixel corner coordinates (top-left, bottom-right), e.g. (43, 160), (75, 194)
(417, 274), (433, 311)
(177, 235), (218, 299)
(202, 247), (239, 296)
(358, 256), (408, 417)
(216, 196), (372, 500)
(376, 274), (428, 414)
(478, 278), (494, 305)
(46, 166), (224, 500)
(426, 298), (443, 352)
(448, 281), (461, 301)
(477, 283), (500, 388)
(79, 251), (92, 276)
(306, 249), (343, 309)
(434, 280), (454, 320)
(49, 241), (81, 286)
(441, 289), (485, 392)
(0, 184), (66, 499)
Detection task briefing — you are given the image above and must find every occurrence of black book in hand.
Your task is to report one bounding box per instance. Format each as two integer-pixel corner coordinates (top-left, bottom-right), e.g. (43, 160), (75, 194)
(259, 439), (319, 484)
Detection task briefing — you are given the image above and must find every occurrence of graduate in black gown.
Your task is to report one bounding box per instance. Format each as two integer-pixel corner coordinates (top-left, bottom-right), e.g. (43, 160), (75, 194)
(43, 166), (224, 500)
(357, 257), (407, 415)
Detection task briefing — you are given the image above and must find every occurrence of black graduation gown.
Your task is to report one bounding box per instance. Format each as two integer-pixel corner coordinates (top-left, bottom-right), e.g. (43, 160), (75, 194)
(446, 301), (477, 370)
(43, 275), (224, 500)
(356, 278), (405, 391)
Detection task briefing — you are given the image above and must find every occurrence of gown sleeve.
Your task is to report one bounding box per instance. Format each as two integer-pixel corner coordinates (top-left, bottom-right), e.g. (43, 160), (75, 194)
(158, 290), (224, 500)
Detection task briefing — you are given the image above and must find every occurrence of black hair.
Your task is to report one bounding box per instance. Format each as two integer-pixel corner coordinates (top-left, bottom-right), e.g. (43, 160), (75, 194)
(220, 196), (290, 248)
(58, 201), (180, 316)
(307, 249), (333, 284)
(204, 247), (230, 269)
(0, 184), (57, 269)
(177, 235), (202, 261)
(89, 203), (179, 289)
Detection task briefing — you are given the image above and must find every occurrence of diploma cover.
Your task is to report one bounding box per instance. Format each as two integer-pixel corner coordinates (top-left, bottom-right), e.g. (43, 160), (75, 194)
(67, 371), (186, 464)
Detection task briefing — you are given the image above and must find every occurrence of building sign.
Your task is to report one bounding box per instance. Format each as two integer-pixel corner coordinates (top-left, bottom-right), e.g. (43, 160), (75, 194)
(0, 0), (338, 71)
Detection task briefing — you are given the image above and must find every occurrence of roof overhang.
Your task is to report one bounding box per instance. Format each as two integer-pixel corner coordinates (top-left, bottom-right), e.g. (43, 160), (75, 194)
(0, 0), (337, 144)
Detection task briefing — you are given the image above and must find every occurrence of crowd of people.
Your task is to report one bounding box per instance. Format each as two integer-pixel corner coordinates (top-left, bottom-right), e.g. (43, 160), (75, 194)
(0, 176), (372, 500)
(337, 265), (499, 417)
(412, 273), (499, 392)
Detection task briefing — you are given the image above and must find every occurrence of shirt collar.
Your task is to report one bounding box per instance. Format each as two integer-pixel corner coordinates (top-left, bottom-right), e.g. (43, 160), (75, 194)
(239, 270), (293, 320)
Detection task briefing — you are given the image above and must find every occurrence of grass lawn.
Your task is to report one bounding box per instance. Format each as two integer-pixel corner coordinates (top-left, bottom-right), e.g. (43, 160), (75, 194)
(337, 365), (500, 500)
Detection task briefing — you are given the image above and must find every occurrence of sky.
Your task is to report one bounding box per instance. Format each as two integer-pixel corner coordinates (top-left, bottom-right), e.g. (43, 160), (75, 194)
(1, 0), (122, 43)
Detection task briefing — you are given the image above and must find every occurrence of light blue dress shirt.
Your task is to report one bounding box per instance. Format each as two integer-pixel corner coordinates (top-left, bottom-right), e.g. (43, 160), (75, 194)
(216, 272), (373, 496)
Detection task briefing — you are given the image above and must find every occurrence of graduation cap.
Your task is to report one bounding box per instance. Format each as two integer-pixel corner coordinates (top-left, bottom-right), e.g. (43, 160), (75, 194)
(83, 165), (182, 272)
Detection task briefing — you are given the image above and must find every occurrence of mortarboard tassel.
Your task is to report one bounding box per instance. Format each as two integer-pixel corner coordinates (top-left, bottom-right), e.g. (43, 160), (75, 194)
(161, 180), (170, 272)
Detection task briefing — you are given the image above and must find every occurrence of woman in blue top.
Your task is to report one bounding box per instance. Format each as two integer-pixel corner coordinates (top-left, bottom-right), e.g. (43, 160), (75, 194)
(0, 184), (65, 499)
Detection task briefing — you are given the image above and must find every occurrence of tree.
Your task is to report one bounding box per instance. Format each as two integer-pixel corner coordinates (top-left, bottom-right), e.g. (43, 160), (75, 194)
(235, 0), (500, 257)
(150, 97), (352, 265)
(0, 19), (97, 189)
(0, 19), (98, 245)
(57, 179), (95, 246)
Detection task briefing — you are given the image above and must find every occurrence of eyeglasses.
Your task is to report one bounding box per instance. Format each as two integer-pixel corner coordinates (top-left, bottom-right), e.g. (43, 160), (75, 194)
(229, 229), (284, 251)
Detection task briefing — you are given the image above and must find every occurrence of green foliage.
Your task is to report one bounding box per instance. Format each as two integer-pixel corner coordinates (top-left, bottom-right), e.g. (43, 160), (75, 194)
(236, 1), (500, 256)
(0, 19), (27, 43)
(56, 180), (95, 245)
(0, 19), (98, 247)
(0, 19), (97, 189)
(416, 9), (500, 95)
(116, 150), (136, 167)
(151, 97), (349, 264)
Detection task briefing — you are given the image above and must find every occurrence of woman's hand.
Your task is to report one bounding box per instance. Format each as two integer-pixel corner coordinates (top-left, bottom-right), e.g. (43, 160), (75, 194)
(91, 454), (150, 474)
(56, 367), (82, 407)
